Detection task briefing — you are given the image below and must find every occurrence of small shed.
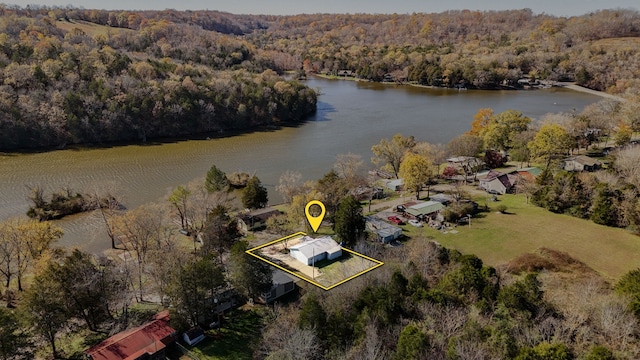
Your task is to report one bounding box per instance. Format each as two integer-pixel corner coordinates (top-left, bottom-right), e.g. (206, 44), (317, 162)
(289, 236), (342, 266)
(183, 327), (206, 346)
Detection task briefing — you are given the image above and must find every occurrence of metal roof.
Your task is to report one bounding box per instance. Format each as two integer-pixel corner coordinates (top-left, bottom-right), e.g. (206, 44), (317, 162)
(85, 311), (176, 360)
(405, 201), (444, 216)
(289, 236), (341, 259)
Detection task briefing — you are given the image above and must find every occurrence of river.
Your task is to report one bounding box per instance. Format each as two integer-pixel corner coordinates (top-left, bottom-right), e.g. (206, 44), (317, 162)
(0, 77), (601, 253)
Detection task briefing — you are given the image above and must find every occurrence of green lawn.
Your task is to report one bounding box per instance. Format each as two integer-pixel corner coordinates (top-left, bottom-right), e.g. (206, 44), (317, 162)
(401, 193), (640, 281)
(188, 309), (263, 360)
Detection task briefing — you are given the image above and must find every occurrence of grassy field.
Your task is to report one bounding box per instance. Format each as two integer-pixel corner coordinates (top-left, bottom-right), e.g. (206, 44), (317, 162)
(188, 309), (263, 360)
(400, 193), (640, 281)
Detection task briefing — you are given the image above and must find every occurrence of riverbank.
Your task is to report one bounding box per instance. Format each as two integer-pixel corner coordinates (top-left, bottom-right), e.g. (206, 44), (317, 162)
(559, 82), (627, 102)
(311, 74), (629, 101)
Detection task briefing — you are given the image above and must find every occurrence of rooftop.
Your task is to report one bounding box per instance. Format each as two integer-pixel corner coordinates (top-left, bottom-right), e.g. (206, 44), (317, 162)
(85, 311), (176, 360)
(405, 201), (445, 216)
(289, 236), (342, 259)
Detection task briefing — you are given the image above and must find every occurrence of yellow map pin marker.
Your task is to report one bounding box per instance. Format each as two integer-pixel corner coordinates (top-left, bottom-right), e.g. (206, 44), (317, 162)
(305, 200), (326, 233)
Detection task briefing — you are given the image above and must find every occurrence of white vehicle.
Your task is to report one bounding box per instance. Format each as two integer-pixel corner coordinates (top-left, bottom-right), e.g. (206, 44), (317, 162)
(408, 219), (422, 227)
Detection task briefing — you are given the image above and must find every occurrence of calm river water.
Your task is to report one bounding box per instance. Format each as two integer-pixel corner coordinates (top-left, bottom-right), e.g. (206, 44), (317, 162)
(0, 77), (601, 253)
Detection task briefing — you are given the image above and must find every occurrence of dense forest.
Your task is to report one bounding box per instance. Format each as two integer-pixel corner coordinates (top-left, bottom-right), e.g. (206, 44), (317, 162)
(1, 6), (640, 150)
(0, 7), (317, 151)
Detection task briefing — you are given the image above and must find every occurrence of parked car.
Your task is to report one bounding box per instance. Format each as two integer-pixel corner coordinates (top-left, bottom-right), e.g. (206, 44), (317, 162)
(408, 219), (422, 227)
(387, 216), (405, 225)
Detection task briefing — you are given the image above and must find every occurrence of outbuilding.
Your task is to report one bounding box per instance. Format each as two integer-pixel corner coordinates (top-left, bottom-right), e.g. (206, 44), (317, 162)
(405, 201), (445, 218)
(183, 327), (206, 346)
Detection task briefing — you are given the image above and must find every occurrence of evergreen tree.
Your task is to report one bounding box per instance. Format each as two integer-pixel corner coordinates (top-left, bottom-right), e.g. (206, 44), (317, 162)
(394, 325), (428, 360)
(590, 185), (617, 226)
(298, 294), (327, 336)
(333, 195), (365, 247)
(228, 241), (273, 299)
(205, 165), (229, 193)
(242, 175), (268, 209)
(0, 307), (32, 360)
(21, 271), (67, 359)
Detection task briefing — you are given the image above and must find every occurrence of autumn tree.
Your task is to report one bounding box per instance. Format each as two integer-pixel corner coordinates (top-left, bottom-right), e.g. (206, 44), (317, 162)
(168, 185), (191, 230)
(0, 219), (62, 291)
(399, 153), (435, 200)
(613, 122), (633, 146)
(468, 108), (494, 136)
(447, 134), (483, 157)
(527, 124), (572, 171)
(484, 110), (531, 151)
(242, 175), (268, 209)
(371, 133), (416, 178)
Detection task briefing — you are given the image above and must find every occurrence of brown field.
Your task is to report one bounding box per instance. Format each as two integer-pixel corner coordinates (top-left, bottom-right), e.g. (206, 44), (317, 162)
(55, 19), (134, 36)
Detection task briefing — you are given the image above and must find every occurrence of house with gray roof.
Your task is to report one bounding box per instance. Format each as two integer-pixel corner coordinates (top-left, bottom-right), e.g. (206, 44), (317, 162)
(289, 236), (342, 266)
(365, 216), (402, 243)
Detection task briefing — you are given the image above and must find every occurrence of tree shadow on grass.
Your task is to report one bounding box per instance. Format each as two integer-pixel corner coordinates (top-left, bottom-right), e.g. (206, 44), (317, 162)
(193, 309), (263, 359)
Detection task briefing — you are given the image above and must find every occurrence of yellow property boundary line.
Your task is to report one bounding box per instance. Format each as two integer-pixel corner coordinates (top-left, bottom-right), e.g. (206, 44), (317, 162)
(246, 232), (384, 291)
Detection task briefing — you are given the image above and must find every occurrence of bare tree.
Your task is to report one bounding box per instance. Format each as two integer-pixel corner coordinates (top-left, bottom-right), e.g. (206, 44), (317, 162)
(614, 146), (640, 189)
(276, 170), (303, 204)
(111, 204), (167, 301)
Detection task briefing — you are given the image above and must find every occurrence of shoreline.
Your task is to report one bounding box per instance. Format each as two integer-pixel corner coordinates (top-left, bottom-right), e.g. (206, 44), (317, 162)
(558, 82), (627, 102)
(311, 74), (627, 101)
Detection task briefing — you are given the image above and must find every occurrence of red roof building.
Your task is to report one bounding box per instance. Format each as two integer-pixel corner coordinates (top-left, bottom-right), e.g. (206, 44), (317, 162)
(84, 311), (177, 360)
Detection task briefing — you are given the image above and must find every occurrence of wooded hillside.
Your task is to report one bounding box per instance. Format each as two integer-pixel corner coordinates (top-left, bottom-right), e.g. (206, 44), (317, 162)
(1, 6), (639, 151)
(0, 7), (317, 151)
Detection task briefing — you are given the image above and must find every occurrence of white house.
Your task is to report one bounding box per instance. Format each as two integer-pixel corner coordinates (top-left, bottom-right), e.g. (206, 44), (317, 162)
(479, 171), (516, 194)
(289, 236), (342, 266)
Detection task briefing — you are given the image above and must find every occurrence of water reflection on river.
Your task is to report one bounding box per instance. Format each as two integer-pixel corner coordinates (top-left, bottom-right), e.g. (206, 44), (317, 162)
(0, 77), (601, 253)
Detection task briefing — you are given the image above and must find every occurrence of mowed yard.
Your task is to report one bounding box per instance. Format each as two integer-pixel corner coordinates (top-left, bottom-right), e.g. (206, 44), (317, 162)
(407, 193), (640, 281)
